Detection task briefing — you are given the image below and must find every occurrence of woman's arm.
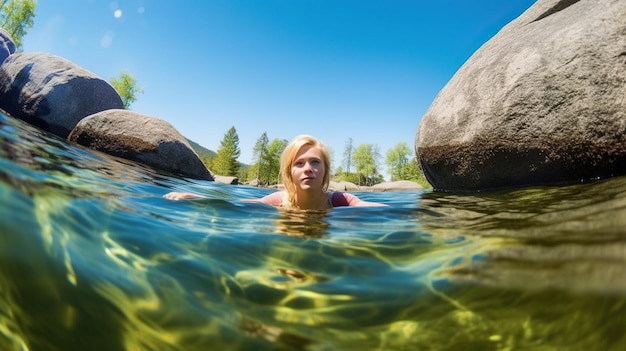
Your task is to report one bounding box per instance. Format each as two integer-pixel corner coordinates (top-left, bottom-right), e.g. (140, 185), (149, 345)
(353, 199), (387, 207)
(164, 190), (284, 205)
(339, 192), (387, 207)
(243, 191), (284, 206)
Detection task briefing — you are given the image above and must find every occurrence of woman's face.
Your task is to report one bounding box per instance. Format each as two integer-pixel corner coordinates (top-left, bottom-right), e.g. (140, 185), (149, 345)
(291, 144), (326, 192)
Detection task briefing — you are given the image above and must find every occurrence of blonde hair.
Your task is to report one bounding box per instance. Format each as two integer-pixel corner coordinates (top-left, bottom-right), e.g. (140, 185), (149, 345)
(280, 134), (331, 208)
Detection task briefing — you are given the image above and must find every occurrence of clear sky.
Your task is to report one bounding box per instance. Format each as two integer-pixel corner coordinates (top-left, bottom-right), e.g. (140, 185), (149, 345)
(22, 0), (536, 178)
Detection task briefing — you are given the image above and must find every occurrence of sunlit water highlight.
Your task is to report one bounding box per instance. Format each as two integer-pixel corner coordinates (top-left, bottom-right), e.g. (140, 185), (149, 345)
(1, 112), (625, 351)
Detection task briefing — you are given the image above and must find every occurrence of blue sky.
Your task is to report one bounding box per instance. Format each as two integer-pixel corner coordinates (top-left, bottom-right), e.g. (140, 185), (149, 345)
(23, 0), (536, 178)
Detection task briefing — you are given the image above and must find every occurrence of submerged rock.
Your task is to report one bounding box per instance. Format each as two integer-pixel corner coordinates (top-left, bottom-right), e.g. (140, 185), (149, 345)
(416, 0), (626, 191)
(0, 52), (124, 138)
(68, 109), (213, 181)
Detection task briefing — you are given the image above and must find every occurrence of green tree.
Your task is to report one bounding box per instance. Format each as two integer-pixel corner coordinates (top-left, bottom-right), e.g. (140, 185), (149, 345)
(238, 164), (250, 183)
(265, 138), (287, 185)
(199, 154), (213, 170)
(332, 168), (361, 185)
(386, 141), (412, 181)
(212, 126), (240, 176)
(333, 166), (344, 179)
(251, 133), (287, 186)
(352, 143), (382, 186)
(252, 132), (270, 184)
(0, 0), (36, 51)
(408, 157), (432, 189)
(109, 71), (143, 109)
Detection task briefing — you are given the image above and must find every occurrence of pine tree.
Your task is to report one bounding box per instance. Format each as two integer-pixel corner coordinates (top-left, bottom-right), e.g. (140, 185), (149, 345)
(212, 126), (240, 176)
(252, 132), (269, 184)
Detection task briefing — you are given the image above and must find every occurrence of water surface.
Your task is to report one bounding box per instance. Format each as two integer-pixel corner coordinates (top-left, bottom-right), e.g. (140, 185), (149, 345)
(1, 112), (625, 351)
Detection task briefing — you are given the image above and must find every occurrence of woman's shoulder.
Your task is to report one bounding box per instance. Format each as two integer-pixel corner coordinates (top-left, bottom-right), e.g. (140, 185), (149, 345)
(330, 191), (386, 207)
(259, 191), (285, 206)
(330, 191), (358, 207)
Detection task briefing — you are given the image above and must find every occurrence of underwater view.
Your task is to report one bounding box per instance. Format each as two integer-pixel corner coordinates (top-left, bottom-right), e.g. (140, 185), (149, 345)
(1, 110), (625, 351)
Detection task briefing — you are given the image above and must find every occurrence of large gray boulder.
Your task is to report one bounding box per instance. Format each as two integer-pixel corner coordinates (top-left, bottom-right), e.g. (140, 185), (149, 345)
(68, 109), (213, 181)
(0, 28), (16, 64)
(416, 0), (626, 191)
(0, 52), (123, 138)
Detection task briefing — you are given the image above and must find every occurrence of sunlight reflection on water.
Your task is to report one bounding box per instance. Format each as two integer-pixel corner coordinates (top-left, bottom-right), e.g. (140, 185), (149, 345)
(1, 112), (626, 350)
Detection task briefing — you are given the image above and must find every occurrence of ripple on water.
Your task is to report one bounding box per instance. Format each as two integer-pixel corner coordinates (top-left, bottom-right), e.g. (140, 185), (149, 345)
(1, 112), (626, 350)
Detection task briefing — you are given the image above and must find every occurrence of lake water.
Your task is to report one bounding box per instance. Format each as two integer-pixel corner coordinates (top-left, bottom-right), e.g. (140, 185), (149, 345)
(1, 111), (625, 351)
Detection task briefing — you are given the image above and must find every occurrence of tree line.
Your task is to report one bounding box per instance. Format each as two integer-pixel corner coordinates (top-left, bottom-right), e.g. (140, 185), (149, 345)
(203, 126), (431, 189)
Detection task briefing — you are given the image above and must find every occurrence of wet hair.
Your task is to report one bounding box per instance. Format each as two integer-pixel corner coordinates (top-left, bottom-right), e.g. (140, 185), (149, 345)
(280, 134), (331, 208)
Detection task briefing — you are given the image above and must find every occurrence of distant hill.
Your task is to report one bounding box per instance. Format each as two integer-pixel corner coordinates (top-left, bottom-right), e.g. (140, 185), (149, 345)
(186, 138), (216, 159)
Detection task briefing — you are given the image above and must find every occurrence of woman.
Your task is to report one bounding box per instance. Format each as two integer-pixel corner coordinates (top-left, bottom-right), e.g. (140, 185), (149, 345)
(164, 134), (386, 209)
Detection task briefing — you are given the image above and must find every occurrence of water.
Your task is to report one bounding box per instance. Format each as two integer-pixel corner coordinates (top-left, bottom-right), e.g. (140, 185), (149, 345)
(1, 111), (625, 351)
